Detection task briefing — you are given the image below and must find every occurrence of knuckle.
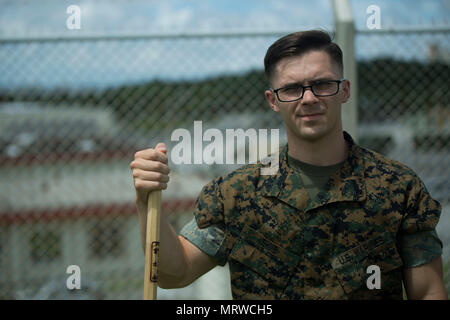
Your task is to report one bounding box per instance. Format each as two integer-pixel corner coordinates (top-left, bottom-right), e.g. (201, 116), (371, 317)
(154, 161), (164, 171)
(156, 181), (165, 189)
(134, 180), (143, 189)
(149, 148), (157, 158)
(154, 172), (163, 180)
(150, 182), (160, 191)
(131, 158), (141, 168)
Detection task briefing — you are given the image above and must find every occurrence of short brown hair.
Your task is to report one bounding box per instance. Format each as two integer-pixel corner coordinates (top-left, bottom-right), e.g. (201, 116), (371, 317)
(264, 30), (343, 83)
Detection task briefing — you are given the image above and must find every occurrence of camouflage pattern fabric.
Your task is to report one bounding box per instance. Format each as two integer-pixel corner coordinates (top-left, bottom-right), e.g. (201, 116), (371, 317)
(180, 131), (443, 300)
(180, 218), (228, 266)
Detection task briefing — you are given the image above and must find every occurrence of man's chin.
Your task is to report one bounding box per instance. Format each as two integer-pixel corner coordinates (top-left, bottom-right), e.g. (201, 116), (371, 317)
(298, 127), (328, 142)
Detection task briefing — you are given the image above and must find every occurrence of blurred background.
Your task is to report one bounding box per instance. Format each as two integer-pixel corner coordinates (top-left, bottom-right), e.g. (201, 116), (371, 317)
(0, 0), (449, 299)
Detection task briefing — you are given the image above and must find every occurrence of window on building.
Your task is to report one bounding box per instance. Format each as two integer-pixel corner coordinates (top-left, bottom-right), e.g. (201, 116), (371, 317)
(30, 231), (62, 263)
(414, 134), (449, 152)
(89, 222), (123, 259)
(359, 135), (393, 155)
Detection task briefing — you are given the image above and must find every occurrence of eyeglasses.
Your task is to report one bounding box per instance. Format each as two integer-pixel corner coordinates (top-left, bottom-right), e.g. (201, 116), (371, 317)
(271, 79), (345, 102)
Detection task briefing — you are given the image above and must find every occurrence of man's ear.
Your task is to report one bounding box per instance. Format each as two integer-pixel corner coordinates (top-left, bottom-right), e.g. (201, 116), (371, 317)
(340, 79), (351, 103)
(265, 89), (280, 112)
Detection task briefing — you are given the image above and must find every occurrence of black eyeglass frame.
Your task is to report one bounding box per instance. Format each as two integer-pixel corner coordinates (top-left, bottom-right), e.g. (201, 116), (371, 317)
(270, 78), (346, 102)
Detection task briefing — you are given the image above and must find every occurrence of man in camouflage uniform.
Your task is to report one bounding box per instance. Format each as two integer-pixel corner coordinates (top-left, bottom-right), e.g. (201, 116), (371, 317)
(131, 30), (448, 299)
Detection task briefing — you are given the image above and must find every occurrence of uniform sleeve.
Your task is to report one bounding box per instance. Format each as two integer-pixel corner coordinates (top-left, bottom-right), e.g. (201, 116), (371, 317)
(398, 229), (443, 268)
(398, 175), (443, 268)
(179, 177), (229, 266)
(179, 217), (228, 266)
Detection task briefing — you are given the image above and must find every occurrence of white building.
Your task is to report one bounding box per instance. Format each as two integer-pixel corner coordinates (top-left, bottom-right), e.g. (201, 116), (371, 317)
(0, 102), (231, 299)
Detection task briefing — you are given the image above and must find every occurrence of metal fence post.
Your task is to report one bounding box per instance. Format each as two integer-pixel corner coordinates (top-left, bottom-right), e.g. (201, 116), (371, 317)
(332, 0), (358, 142)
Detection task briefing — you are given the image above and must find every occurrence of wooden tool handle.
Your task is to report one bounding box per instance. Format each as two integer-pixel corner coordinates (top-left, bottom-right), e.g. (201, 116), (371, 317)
(143, 190), (162, 300)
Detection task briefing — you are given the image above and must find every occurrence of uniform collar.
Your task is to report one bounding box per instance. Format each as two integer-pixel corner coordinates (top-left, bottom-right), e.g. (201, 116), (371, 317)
(257, 131), (366, 212)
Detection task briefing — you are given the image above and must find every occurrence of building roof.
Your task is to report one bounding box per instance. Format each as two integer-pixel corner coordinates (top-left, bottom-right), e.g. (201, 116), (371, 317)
(0, 102), (146, 166)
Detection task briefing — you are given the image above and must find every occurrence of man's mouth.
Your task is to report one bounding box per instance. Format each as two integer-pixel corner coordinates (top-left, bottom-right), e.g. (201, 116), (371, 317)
(298, 112), (324, 120)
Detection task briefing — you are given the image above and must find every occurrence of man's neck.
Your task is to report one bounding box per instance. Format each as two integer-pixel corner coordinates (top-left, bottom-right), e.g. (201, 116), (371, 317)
(287, 130), (348, 166)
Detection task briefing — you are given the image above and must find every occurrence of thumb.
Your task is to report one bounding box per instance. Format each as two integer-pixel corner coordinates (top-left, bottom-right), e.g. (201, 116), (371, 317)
(155, 142), (167, 154)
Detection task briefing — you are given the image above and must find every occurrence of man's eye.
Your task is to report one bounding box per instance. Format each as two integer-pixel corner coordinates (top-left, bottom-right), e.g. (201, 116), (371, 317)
(282, 86), (301, 94)
(314, 82), (333, 89)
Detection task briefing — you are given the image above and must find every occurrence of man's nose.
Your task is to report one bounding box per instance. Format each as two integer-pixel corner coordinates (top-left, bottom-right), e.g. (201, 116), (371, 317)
(301, 87), (319, 104)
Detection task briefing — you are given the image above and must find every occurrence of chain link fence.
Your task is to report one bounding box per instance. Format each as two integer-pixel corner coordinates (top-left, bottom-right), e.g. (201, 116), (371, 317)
(0, 27), (449, 299)
(356, 28), (450, 260)
(355, 28), (450, 296)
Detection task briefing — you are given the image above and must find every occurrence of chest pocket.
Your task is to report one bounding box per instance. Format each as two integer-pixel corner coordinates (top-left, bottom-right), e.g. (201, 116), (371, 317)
(331, 231), (403, 296)
(229, 224), (301, 289)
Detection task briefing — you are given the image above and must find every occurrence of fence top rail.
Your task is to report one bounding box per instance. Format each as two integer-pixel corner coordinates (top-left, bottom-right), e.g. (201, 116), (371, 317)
(356, 25), (450, 34)
(1, 26), (448, 44)
(0, 30), (301, 44)
(0, 25), (448, 44)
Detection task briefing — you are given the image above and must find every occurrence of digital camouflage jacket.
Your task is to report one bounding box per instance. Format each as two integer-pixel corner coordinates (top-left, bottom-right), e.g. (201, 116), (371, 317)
(182, 131), (442, 299)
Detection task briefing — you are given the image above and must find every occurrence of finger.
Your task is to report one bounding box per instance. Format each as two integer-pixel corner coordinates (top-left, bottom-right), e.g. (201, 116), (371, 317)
(134, 180), (168, 191)
(131, 158), (170, 174)
(132, 169), (170, 183)
(155, 149), (168, 163)
(134, 148), (168, 164)
(155, 143), (167, 155)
